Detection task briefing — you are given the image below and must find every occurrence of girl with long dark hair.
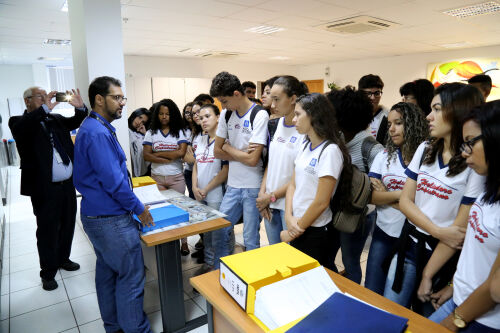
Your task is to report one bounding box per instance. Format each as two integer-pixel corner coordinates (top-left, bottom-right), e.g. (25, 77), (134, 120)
(128, 108), (150, 177)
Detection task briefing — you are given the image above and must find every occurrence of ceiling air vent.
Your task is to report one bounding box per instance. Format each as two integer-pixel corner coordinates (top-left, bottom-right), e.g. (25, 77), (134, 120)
(322, 16), (400, 34)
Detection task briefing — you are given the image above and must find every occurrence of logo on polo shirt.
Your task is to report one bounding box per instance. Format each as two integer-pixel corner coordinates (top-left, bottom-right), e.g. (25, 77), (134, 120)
(290, 136), (297, 143)
(309, 158), (317, 167)
(243, 120), (250, 127)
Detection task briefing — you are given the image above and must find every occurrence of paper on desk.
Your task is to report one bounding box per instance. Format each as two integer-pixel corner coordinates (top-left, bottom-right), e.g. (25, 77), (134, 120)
(344, 292), (390, 314)
(254, 266), (342, 330)
(133, 184), (167, 205)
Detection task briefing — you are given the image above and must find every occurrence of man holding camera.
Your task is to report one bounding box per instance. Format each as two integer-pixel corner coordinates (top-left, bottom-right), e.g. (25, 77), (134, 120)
(9, 87), (88, 291)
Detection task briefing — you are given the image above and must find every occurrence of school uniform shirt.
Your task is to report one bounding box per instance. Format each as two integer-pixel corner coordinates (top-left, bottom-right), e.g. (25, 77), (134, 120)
(293, 141), (343, 228)
(368, 149), (407, 238)
(184, 130), (202, 172)
(194, 136), (227, 203)
(143, 129), (189, 176)
(266, 118), (305, 210)
(369, 106), (388, 139)
(215, 105), (269, 189)
(405, 142), (485, 237)
(453, 193), (500, 329)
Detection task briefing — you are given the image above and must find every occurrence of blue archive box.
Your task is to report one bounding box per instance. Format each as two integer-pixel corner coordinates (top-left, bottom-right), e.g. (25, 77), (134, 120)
(134, 205), (189, 233)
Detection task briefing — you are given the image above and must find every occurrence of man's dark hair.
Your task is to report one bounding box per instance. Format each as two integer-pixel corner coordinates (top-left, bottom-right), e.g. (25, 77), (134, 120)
(326, 86), (373, 134)
(88, 76), (121, 109)
(399, 79), (435, 115)
(468, 74), (492, 89)
(358, 74), (384, 90)
(210, 71), (244, 97)
(242, 81), (256, 90)
(193, 93), (214, 104)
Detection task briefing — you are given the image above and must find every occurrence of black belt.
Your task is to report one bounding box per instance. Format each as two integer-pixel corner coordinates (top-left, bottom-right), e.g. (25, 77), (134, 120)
(52, 178), (72, 185)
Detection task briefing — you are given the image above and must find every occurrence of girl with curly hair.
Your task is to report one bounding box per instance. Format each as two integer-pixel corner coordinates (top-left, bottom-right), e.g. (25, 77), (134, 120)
(383, 83), (485, 315)
(365, 102), (429, 295)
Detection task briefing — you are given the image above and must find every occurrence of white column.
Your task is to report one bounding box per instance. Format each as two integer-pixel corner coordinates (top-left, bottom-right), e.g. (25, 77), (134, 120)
(67, 0), (130, 162)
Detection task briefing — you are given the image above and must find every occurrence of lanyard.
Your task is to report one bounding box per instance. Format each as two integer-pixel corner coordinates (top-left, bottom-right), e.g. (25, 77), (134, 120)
(89, 113), (133, 189)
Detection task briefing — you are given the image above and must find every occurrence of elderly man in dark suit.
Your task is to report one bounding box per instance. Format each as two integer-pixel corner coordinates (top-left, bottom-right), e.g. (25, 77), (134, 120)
(9, 87), (88, 291)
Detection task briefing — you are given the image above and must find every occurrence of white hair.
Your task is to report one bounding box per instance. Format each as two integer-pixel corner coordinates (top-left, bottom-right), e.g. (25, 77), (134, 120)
(23, 86), (43, 99)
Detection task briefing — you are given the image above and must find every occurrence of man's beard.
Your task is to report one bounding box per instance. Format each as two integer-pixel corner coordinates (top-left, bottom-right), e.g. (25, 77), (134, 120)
(104, 100), (122, 120)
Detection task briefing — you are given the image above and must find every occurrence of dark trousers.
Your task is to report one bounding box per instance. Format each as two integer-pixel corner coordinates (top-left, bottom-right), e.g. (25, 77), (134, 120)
(290, 222), (337, 271)
(30, 179), (77, 280)
(184, 169), (195, 199)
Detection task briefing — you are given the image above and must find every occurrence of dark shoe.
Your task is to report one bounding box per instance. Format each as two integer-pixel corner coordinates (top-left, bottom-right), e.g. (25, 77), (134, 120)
(196, 256), (205, 264)
(195, 238), (204, 250)
(181, 243), (190, 256)
(60, 260), (80, 271)
(42, 278), (58, 291)
(191, 250), (204, 259)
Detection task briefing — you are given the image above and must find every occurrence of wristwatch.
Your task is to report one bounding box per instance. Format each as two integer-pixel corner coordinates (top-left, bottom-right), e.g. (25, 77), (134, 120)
(270, 192), (277, 203)
(453, 309), (467, 329)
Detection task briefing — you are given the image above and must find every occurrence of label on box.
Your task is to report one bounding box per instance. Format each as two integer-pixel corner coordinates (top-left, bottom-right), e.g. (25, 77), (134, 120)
(220, 261), (248, 311)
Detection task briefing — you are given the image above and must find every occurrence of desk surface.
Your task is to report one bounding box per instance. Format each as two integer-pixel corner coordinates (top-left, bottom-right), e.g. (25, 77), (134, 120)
(190, 269), (451, 333)
(141, 218), (230, 247)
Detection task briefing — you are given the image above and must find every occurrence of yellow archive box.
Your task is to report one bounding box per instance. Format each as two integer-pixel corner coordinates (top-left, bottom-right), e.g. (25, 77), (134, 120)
(219, 243), (319, 332)
(132, 176), (156, 188)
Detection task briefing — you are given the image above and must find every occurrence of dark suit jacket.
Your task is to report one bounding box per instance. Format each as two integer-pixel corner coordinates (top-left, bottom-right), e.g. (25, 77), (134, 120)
(8, 106), (88, 197)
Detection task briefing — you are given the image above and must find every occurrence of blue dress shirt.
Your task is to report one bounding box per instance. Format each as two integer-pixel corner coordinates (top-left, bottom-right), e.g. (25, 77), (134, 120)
(73, 111), (144, 216)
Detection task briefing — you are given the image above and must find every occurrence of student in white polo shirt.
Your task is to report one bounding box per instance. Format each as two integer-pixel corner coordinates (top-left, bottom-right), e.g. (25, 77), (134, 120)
(209, 72), (269, 268)
(280, 93), (351, 271)
(424, 101), (500, 332)
(192, 104), (228, 270)
(365, 102), (429, 295)
(254, 76), (306, 245)
(143, 98), (190, 254)
(383, 83), (485, 316)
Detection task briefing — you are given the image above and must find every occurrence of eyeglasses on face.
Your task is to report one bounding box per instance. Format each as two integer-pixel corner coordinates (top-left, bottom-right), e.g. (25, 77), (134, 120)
(363, 90), (383, 98)
(27, 94), (45, 100)
(460, 134), (482, 154)
(106, 94), (127, 103)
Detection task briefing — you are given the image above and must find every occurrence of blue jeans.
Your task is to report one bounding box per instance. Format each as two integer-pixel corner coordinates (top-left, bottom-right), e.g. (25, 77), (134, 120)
(332, 210), (376, 284)
(201, 200), (221, 267)
(81, 213), (152, 333)
(212, 186), (261, 269)
(264, 209), (286, 245)
(365, 224), (399, 295)
(429, 299), (500, 332)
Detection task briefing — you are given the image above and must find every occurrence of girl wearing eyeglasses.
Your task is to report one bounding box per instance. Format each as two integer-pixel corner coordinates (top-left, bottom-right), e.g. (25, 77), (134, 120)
(365, 102), (429, 295)
(423, 100), (500, 332)
(383, 83), (484, 316)
(182, 102), (203, 200)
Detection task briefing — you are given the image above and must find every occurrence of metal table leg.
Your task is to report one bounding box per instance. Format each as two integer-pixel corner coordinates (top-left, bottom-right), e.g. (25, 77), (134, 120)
(155, 240), (207, 333)
(207, 301), (214, 333)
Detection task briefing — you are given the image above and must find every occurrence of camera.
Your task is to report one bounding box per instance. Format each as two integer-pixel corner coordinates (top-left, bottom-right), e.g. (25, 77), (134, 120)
(55, 92), (71, 102)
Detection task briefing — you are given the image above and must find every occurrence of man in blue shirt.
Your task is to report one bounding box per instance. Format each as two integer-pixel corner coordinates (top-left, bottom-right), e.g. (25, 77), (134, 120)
(74, 76), (153, 333)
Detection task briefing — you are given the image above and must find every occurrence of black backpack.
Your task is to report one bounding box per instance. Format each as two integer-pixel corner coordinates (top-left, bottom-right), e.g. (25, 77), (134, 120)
(305, 140), (373, 233)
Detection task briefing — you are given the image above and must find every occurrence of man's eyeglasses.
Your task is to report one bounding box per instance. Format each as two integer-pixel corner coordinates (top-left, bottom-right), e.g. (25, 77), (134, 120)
(363, 90), (383, 98)
(460, 135), (482, 154)
(106, 94), (127, 103)
(27, 94), (45, 100)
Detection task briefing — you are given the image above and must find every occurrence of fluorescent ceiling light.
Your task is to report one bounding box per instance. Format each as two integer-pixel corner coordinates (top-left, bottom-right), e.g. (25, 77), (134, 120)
(269, 56), (290, 60)
(43, 39), (72, 46)
(439, 41), (471, 48)
(37, 57), (65, 61)
(245, 25), (285, 35)
(61, 0), (68, 12)
(443, 1), (500, 18)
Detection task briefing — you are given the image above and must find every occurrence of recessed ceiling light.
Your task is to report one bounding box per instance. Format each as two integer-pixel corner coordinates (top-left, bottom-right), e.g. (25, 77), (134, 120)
(439, 41), (471, 48)
(269, 56), (290, 60)
(43, 39), (71, 46)
(443, 1), (500, 18)
(61, 0), (68, 12)
(245, 25), (285, 35)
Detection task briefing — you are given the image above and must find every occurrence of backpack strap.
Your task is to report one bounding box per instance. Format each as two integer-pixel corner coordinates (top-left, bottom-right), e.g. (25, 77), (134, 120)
(317, 141), (331, 162)
(267, 117), (280, 144)
(376, 116), (388, 145)
(249, 104), (266, 130)
(361, 136), (378, 173)
(224, 110), (232, 124)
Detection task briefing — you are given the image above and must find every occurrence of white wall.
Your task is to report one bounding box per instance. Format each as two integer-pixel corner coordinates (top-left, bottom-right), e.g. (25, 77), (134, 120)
(299, 44), (500, 109)
(0, 64), (35, 138)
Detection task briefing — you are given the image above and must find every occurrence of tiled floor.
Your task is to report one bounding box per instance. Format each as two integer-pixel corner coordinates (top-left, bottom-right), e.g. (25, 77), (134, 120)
(0, 167), (369, 333)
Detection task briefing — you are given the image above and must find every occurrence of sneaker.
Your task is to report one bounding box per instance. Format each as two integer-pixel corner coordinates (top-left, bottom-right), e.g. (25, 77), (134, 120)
(60, 260), (80, 271)
(195, 238), (204, 250)
(191, 250), (204, 259)
(42, 278), (58, 291)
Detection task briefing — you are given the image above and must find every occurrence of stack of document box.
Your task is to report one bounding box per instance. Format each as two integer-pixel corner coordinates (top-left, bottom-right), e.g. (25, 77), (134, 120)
(132, 176), (156, 188)
(133, 184), (189, 233)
